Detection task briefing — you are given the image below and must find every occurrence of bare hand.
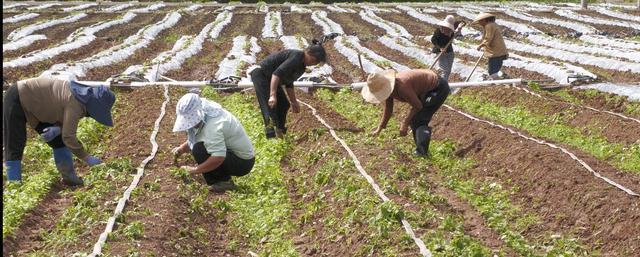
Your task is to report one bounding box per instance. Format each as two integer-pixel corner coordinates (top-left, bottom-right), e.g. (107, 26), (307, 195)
(370, 128), (381, 137)
(399, 125), (409, 137)
(476, 45), (483, 51)
(268, 95), (277, 108)
(291, 101), (300, 113)
(180, 165), (197, 174)
(171, 146), (183, 157)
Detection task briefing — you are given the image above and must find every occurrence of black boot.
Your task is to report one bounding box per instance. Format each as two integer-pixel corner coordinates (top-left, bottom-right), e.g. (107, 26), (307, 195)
(414, 126), (432, 157)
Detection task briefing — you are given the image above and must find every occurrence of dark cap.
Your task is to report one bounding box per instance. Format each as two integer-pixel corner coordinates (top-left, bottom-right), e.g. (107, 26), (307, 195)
(306, 44), (326, 63)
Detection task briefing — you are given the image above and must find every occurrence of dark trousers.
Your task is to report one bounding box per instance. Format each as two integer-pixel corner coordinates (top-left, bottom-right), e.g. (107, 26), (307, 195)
(191, 142), (254, 185)
(410, 77), (450, 131)
(251, 69), (290, 138)
(488, 55), (508, 75)
(3, 86), (65, 161)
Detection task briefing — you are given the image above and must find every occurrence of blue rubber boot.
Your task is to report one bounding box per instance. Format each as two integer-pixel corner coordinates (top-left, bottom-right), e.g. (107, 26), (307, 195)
(5, 160), (22, 181)
(52, 147), (83, 186)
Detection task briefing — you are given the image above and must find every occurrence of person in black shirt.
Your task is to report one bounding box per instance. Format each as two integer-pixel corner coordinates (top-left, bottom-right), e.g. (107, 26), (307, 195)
(431, 15), (460, 81)
(250, 44), (326, 138)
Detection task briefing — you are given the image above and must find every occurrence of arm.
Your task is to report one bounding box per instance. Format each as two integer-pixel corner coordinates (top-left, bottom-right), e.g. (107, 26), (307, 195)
(372, 97), (394, 135)
(285, 87), (300, 113)
(172, 141), (190, 156)
(268, 74), (281, 108)
(62, 106), (89, 160)
(187, 156), (225, 175)
(478, 24), (494, 49)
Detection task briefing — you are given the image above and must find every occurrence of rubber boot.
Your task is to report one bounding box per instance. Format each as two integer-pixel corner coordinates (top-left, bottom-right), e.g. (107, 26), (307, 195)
(52, 147), (84, 186)
(414, 126), (432, 157)
(489, 73), (501, 80)
(5, 160), (22, 182)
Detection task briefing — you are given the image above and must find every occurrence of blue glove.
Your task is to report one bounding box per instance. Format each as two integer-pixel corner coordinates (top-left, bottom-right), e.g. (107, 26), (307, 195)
(40, 126), (61, 142)
(85, 155), (103, 166)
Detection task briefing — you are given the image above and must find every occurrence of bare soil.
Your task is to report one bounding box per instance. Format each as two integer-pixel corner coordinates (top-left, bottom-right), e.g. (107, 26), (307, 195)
(530, 11), (637, 37)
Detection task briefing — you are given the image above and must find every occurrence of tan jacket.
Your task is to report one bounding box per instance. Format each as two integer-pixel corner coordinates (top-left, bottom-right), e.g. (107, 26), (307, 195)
(17, 77), (88, 159)
(480, 22), (508, 58)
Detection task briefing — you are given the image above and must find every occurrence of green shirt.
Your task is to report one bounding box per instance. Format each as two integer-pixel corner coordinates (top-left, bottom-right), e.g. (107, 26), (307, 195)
(195, 109), (254, 160)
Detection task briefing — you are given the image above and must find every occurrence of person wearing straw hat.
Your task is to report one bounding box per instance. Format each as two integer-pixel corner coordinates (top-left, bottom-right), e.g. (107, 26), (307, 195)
(365, 69), (450, 157)
(171, 93), (255, 193)
(3, 77), (116, 186)
(472, 12), (509, 80)
(250, 42), (327, 139)
(431, 15), (462, 81)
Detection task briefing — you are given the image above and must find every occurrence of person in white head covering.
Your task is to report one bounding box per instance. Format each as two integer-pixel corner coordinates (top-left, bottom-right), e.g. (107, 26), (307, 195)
(171, 93), (255, 193)
(431, 15), (461, 81)
(363, 69), (450, 157)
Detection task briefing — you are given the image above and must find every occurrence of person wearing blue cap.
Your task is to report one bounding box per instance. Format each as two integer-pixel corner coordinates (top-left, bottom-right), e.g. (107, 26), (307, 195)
(3, 77), (116, 186)
(171, 93), (255, 193)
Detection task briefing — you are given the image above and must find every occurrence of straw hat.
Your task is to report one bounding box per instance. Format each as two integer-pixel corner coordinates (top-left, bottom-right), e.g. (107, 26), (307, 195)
(172, 93), (205, 132)
(437, 15), (455, 31)
(472, 12), (495, 24)
(361, 69), (396, 104)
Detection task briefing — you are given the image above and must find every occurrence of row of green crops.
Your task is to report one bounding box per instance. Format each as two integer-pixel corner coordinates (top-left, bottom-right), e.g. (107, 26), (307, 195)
(315, 88), (588, 256)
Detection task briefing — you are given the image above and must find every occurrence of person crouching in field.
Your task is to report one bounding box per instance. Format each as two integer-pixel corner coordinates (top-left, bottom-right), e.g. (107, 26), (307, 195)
(3, 77), (115, 186)
(473, 13), (509, 80)
(250, 42), (326, 139)
(364, 69), (450, 157)
(171, 93), (255, 193)
(431, 15), (462, 81)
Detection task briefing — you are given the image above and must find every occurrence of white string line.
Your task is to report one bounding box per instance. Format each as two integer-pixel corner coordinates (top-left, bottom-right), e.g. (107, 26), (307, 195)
(298, 100), (432, 257)
(443, 104), (639, 197)
(89, 85), (170, 257)
(510, 86), (640, 124)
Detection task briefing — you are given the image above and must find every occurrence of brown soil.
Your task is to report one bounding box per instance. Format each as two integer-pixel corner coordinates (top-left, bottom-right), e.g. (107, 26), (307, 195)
(430, 107), (640, 256)
(281, 13), (323, 39)
(459, 86), (640, 146)
(2, 13), (68, 41)
(530, 11), (637, 37)
(575, 9), (640, 36)
(2, 13), (161, 82)
(327, 13), (384, 40)
(83, 12), (215, 81)
(103, 87), (237, 256)
(493, 11), (576, 37)
(361, 39), (427, 70)
(3, 13), (118, 59)
(294, 93), (511, 254)
(376, 12), (433, 37)
(163, 13), (263, 81)
(565, 89), (640, 120)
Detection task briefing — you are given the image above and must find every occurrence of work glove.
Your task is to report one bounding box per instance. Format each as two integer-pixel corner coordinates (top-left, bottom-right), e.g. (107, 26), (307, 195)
(85, 155), (103, 166)
(40, 126), (61, 142)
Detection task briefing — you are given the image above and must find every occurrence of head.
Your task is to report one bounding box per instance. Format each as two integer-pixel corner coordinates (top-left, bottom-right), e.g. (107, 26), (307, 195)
(438, 15), (455, 34)
(472, 13), (495, 27)
(172, 93), (205, 132)
(69, 82), (116, 127)
(303, 44), (326, 66)
(361, 70), (396, 104)
(439, 26), (453, 35)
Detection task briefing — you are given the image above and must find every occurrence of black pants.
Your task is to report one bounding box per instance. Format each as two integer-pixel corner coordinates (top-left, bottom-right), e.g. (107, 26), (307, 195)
(191, 142), (254, 185)
(251, 68), (290, 138)
(488, 55), (508, 75)
(3, 86), (65, 161)
(410, 77), (450, 131)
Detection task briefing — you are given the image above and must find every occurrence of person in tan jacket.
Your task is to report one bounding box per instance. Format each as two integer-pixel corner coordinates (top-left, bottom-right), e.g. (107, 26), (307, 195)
(3, 77), (116, 185)
(473, 13), (509, 80)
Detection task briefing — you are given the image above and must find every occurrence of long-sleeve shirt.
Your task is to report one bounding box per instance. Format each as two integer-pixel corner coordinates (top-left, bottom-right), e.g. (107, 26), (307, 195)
(431, 28), (454, 53)
(257, 49), (306, 88)
(17, 77), (88, 159)
(480, 22), (508, 58)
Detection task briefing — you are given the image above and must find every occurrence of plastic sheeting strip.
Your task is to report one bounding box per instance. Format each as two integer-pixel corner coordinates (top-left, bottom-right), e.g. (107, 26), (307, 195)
(89, 85), (170, 256)
(511, 86), (640, 124)
(298, 100), (432, 257)
(443, 104), (639, 197)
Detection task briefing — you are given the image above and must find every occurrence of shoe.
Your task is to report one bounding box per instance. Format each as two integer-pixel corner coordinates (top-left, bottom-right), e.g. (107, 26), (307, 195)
(414, 126), (432, 156)
(208, 180), (237, 193)
(5, 160), (22, 181)
(53, 147), (84, 186)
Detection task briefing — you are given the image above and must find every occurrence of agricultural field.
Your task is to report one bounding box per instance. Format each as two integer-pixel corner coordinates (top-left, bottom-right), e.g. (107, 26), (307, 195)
(2, 1), (639, 256)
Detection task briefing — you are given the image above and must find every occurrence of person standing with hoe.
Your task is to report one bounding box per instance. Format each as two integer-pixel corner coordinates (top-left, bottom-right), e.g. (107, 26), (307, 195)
(473, 13), (509, 80)
(430, 15), (463, 81)
(250, 42), (327, 139)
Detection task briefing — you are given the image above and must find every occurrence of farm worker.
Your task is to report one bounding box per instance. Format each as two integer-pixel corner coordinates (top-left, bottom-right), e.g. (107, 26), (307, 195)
(3, 77), (116, 186)
(431, 15), (462, 81)
(250, 41), (327, 138)
(364, 69), (450, 157)
(473, 13), (509, 80)
(171, 93), (255, 193)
